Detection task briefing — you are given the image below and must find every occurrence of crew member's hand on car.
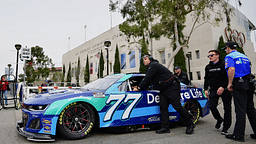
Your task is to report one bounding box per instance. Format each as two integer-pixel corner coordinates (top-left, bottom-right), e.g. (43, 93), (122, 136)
(132, 86), (138, 91)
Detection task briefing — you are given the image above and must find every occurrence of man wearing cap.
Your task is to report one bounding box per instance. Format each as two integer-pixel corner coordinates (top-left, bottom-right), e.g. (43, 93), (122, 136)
(222, 41), (256, 142)
(174, 66), (190, 85)
(133, 54), (195, 134)
(204, 50), (232, 135)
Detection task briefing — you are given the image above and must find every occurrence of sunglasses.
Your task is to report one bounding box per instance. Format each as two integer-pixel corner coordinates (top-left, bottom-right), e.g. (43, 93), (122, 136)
(207, 54), (216, 58)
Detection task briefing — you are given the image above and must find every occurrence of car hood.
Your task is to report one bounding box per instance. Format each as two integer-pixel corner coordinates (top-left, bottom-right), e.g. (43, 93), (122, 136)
(24, 89), (105, 105)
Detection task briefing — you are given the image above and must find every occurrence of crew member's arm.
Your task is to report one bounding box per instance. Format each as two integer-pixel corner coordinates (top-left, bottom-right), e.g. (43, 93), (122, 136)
(227, 67), (235, 92)
(182, 72), (190, 85)
(138, 63), (157, 90)
(225, 56), (235, 92)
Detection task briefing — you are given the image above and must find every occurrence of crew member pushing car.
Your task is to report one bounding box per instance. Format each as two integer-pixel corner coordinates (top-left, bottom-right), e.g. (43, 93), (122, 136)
(133, 54), (195, 134)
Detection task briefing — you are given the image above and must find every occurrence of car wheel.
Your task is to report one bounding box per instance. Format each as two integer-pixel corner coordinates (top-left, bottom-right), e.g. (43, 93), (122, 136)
(57, 103), (95, 140)
(179, 100), (200, 125)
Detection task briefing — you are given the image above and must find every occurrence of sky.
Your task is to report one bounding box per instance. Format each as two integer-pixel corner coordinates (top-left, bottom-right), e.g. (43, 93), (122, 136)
(0, 0), (255, 77)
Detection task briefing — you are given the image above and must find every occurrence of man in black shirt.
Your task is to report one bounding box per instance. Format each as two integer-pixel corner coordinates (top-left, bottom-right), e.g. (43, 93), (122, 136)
(204, 50), (232, 135)
(174, 66), (190, 85)
(133, 54), (195, 134)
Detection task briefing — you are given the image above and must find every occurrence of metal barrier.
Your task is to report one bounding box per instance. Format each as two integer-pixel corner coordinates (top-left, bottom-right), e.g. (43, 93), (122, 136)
(21, 86), (80, 101)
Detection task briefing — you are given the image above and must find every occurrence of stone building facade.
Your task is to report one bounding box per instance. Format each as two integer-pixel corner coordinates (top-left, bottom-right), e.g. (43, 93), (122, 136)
(62, 5), (256, 86)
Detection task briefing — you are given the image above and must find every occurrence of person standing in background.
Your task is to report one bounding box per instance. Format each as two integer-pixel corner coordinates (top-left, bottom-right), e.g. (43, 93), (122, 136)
(174, 66), (190, 85)
(0, 75), (9, 105)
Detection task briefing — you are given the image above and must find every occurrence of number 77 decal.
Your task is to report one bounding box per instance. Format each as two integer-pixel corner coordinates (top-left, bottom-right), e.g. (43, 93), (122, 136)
(104, 93), (142, 122)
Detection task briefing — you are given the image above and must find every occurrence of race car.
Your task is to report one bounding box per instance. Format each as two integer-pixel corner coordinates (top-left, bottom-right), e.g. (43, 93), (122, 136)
(16, 73), (209, 141)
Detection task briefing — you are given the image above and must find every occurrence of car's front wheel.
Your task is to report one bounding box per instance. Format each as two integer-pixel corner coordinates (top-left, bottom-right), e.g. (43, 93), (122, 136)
(57, 103), (95, 140)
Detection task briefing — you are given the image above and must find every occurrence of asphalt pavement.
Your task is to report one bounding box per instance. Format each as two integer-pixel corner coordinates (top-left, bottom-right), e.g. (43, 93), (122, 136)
(0, 96), (256, 144)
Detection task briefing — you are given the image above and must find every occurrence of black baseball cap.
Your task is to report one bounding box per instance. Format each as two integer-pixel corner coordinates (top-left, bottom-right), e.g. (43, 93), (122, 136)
(222, 41), (238, 50)
(175, 66), (181, 69)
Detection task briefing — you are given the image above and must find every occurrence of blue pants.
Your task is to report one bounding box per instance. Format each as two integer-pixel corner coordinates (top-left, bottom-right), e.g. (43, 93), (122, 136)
(1, 90), (8, 104)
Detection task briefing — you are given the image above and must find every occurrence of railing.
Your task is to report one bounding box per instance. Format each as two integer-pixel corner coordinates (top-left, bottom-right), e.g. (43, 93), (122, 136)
(21, 85), (81, 101)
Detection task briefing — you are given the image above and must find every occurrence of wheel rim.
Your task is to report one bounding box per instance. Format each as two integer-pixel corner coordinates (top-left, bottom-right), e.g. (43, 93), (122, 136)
(184, 101), (199, 123)
(62, 104), (91, 133)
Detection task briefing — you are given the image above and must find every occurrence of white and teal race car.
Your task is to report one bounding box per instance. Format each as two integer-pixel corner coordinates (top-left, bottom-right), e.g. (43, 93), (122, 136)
(16, 73), (209, 141)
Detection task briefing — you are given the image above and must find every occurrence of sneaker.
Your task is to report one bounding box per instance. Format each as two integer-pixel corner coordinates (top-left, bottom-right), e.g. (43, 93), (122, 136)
(215, 119), (223, 129)
(225, 134), (245, 142)
(250, 134), (256, 139)
(221, 129), (228, 135)
(155, 128), (170, 134)
(186, 123), (195, 134)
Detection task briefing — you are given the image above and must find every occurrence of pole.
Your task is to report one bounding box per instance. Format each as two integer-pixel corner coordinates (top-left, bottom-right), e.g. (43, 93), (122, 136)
(23, 60), (26, 85)
(8, 66), (11, 80)
(106, 48), (109, 75)
(15, 50), (19, 83)
(188, 58), (191, 82)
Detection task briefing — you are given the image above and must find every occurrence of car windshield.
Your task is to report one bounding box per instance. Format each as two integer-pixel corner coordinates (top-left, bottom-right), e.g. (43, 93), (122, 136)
(81, 75), (123, 90)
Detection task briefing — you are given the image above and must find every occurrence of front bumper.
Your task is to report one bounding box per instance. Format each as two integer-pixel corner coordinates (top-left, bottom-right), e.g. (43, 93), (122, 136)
(16, 120), (55, 142)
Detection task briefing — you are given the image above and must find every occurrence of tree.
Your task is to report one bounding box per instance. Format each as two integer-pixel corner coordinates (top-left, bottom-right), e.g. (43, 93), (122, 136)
(84, 55), (90, 84)
(98, 50), (104, 78)
(112, 0), (232, 69)
(159, 0), (231, 68)
(75, 57), (80, 86)
(111, 0), (162, 73)
(52, 71), (63, 84)
(173, 45), (186, 73)
(18, 74), (24, 82)
(113, 45), (121, 73)
(21, 46), (55, 84)
(218, 36), (226, 60)
(66, 62), (71, 86)
(139, 37), (149, 73)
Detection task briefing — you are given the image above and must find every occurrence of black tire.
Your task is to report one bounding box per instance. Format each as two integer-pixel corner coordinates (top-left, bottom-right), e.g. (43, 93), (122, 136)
(57, 103), (95, 140)
(179, 100), (200, 125)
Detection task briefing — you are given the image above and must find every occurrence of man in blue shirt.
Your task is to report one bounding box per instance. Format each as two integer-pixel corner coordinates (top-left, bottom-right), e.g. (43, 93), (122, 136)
(222, 41), (256, 142)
